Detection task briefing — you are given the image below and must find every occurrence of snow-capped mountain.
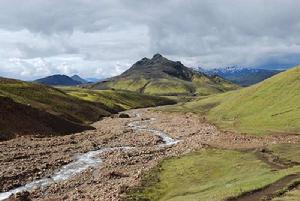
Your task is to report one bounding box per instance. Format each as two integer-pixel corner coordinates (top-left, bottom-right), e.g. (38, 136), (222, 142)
(198, 66), (282, 86)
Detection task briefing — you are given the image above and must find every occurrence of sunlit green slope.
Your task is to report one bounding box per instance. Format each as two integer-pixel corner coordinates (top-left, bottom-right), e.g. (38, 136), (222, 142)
(166, 66), (300, 135)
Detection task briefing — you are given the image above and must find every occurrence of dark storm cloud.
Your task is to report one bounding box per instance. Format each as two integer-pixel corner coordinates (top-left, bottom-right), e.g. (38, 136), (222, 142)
(0, 0), (300, 80)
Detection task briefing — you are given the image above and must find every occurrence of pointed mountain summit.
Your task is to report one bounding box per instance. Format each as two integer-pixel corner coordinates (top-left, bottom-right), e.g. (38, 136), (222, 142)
(92, 54), (239, 96)
(121, 53), (194, 81)
(71, 75), (88, 84)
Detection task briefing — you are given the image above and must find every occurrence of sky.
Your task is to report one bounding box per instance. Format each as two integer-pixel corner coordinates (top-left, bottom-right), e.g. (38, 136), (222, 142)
(1, 0), (300, 80)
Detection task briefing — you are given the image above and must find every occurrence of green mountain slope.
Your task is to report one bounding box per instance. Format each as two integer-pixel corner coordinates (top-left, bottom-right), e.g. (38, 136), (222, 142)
(167, 66), (300, 135)
(0, 77), (112, 123)
(0, 77), (174, 140)
(62, 87), (175, 111)
(91, 54), (239, 96)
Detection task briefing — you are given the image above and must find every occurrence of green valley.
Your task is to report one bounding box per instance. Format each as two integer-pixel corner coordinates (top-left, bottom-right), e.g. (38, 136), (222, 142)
(2, 2), (300, 201)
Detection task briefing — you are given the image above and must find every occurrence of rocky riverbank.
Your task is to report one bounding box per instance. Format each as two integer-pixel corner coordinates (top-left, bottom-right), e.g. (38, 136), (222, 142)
(1, 108), (299, 200)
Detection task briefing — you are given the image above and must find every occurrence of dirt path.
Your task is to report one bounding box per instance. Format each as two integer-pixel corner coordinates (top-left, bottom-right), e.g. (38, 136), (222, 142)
(223, 147), (300, 201)
(227, 173), (300, 201)
(1, 108), (300, 200)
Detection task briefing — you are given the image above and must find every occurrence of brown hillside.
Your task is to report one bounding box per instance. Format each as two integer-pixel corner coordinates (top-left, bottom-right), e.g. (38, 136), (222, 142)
(0, 96), (93, 141)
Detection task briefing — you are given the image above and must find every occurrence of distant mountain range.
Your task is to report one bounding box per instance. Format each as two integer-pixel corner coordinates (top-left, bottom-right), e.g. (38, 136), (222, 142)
(33, 65), (281, 88)
(91, 54), (239, 96)
(198, 66), (282, 86)
(34, 74), (99, 86)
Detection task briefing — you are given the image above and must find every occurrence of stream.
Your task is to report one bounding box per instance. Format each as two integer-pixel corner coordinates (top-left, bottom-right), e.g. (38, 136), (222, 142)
(0, 114), (180, 200)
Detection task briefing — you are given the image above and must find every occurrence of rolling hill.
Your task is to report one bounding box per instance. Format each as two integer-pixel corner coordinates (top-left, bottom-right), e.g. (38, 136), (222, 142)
(0, 77), (175, 140)
(200, 66), (282, 86)
(166, 65), (300, 135)
(91, 54), (239, 96)
(34, 74), (82, 86)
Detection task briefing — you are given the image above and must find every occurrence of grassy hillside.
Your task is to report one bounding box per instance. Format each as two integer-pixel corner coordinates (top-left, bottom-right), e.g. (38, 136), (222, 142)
(165, 66), (300, 135)
(125, 149), (300, 201)
(92, 54), (239, 96)
(62, 87), (176, 111)
(0, 77), (175, 140)
(0, 96), (92, 140)
(98, 75), (238, 96)
(0, 77), (112, 124)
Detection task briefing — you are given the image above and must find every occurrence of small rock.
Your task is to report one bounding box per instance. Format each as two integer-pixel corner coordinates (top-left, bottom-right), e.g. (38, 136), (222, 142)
(14, 191), (31, 201)
(106, 171), (128, 179)
(123, 129), (133, 133)
(118, 113), (130, 118)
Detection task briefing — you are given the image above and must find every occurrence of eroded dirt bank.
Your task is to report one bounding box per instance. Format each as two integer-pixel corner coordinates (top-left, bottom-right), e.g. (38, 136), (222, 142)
(1, 108), (300, 200)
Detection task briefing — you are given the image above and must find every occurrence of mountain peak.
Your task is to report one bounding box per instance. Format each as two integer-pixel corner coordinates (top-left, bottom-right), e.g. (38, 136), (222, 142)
(152, 53), (163, 60)
(150, 53), (169, 64)
(134, 54), (166, 66)
(92, 54), (239, 95)
(71, 75), (88, 84)
(134, 57), (150, 65)
(71, 74), (81, 78)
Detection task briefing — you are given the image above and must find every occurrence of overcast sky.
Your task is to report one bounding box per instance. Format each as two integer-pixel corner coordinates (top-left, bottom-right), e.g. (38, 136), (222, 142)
(1, 0), (300, 80)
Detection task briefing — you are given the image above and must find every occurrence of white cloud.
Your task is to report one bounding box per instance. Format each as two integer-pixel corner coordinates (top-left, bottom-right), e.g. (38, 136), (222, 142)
(0, 0), (300, 80)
